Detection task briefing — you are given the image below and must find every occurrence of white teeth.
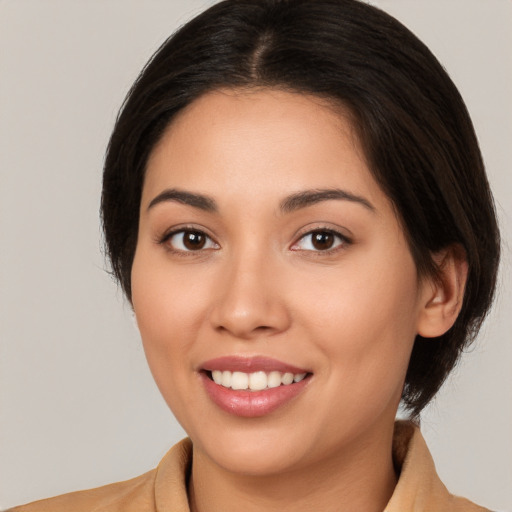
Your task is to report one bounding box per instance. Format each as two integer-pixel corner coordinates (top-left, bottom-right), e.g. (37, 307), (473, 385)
(221, 370), (231, 388)
(281, 372), (294, 385)
(231, 371), (249, 390)
(267, 371), (282, 388)
(209, 370), (308, 391)
(249, 371), (267, 391)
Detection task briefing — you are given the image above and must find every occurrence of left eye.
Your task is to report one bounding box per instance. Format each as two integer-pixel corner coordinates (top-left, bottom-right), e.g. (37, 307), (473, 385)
(292, 230), (347, 252)
(165, 230), (218, 252)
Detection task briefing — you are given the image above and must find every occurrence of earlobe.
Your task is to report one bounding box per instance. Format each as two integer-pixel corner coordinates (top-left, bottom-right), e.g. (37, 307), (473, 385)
(417, 245), (468, 338)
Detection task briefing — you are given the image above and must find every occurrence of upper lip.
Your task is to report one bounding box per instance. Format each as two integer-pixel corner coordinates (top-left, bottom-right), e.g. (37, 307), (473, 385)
(200, 356), (310, 374)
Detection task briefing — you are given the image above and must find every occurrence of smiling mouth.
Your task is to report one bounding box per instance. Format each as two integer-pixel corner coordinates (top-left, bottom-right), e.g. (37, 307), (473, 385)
(204, 369), (310, 391)
(199, 356), (312, 416)
(201, 369), (312, 417)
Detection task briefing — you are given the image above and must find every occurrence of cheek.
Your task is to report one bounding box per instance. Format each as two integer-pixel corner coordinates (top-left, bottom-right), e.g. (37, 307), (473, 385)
(132, 245), (211, 334)
(307, 255), (420, 407)
(130, 250), (209, 392)
(131, 270), (209, 436)
(302, 248), (420, 342)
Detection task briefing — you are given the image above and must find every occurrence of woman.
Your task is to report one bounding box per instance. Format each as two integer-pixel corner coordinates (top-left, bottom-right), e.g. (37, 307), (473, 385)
(7, 0), (503, 511)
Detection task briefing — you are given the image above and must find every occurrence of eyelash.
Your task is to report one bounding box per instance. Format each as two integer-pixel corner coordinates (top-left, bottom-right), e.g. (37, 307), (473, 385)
(158, 227), (219, 255)
(290, 228), (351, 254)
(158, 227), (351, 255)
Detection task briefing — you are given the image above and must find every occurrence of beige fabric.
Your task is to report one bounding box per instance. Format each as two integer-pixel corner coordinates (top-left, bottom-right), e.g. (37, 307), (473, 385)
(385, 422), (490, 511)
(9, 421), (490, 512)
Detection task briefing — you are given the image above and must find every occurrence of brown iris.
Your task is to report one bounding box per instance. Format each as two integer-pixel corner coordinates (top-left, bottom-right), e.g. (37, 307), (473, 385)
(182, 231), (207, 250)
(311, 231), (336, 250)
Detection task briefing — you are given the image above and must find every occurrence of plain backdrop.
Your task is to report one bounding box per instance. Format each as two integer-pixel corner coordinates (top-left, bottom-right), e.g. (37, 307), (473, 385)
(1, 1), (511, 510)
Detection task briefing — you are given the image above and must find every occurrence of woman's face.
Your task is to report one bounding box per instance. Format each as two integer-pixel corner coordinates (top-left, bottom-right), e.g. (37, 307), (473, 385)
(132, 89), (431, 475)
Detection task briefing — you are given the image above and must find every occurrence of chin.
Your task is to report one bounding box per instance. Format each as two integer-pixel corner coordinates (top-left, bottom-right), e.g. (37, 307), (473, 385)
(190, 421), (314, 476)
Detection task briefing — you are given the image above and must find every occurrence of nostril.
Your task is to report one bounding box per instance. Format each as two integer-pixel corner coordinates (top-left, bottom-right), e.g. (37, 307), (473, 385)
(254, 325), (273, 332)
(213, 322), (280, 338)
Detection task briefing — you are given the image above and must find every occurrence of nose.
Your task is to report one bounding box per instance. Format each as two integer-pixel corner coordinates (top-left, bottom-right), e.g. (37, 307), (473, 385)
(208, 252), (291, 340)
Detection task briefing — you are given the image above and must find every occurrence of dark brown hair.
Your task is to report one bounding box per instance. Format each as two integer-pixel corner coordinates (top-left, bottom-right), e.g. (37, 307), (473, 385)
(102, 0), (500, 416)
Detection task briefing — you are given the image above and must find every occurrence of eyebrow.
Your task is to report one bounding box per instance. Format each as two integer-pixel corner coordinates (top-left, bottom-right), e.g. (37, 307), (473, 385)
(147, 187), (375, 214)
(147, 189), (218, 212)
(280, 188), (375, 213)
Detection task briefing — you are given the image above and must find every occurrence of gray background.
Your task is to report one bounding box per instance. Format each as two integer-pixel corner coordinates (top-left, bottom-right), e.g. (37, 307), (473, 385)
(1, 1), (510, 510)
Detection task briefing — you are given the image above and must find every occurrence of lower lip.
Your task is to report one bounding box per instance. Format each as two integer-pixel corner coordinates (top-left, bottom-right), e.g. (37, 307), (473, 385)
(200, 373), (310, 418)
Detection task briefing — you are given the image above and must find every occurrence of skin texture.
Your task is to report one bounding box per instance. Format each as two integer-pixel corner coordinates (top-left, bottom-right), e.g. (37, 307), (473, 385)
(131, 89), (466, 512)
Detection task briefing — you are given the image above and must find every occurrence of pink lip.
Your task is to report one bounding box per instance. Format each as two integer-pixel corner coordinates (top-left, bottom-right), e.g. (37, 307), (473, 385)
(199, 356), (311, 418)
(200, 356), (309, 374)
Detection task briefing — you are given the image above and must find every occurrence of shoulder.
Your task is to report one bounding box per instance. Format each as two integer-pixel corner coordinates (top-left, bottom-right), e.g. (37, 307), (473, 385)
(387, 421), (492, 512)
(7, 439), (192, 512)
(7, 469), (158, 512)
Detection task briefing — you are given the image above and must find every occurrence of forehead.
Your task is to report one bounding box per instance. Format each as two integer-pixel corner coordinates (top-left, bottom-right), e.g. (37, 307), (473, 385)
(143, 88), (385, 211)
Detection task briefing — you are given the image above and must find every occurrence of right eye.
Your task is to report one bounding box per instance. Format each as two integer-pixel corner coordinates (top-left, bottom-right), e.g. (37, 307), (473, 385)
(162, 229), (219, 252)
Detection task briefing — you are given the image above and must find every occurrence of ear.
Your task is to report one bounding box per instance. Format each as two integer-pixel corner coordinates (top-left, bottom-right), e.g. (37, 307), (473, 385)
(417, 245), (468, 338)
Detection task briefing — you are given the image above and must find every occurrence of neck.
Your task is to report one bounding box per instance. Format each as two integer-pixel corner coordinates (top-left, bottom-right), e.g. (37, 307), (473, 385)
(188, 422), (397, 512)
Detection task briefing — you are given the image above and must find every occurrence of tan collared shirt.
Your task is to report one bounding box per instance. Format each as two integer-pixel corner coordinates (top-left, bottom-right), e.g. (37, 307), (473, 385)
(9, 422), (490, 512)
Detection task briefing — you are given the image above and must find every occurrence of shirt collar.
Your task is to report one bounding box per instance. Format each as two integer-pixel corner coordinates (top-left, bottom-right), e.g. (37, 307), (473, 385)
(154, 421), (488, 512)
